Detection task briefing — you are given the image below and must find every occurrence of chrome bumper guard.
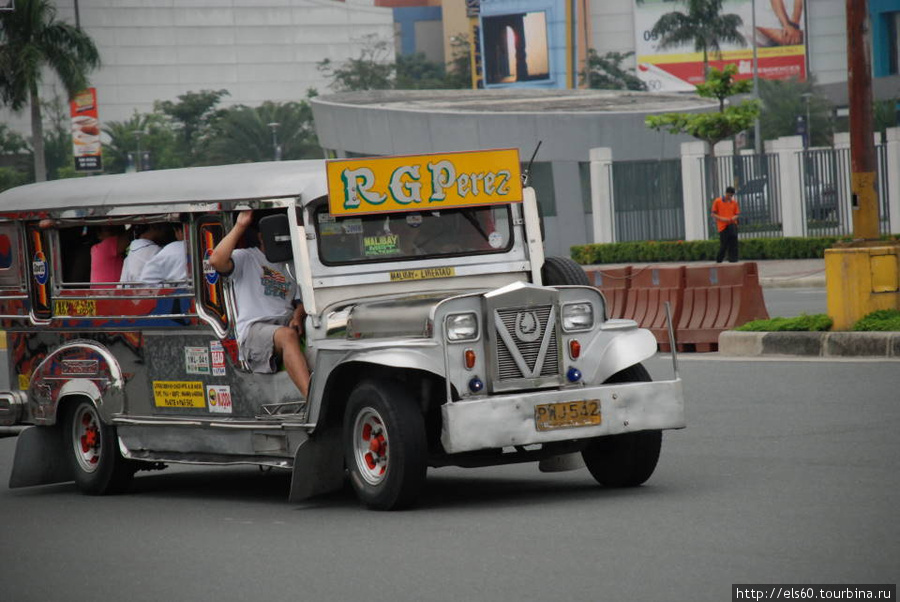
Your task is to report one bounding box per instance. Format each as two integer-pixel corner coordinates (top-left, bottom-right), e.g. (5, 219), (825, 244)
(440, 378), (685, 454)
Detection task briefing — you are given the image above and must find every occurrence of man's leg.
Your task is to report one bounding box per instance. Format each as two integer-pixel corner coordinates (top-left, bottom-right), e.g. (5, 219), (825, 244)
(727, 226), (739, 262)
(273, 326), (311, 398)
(716, 229), (728, 263)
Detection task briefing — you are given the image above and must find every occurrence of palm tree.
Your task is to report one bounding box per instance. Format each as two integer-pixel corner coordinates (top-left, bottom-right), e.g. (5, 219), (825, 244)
(203, 100), (320, 165)
(0, 0), (100, 181)
(649, 0), (746, 78)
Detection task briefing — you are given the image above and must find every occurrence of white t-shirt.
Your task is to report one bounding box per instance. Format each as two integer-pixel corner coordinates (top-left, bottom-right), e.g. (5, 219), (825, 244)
(229, 247), (299, 345)
(120, 238), (160, 284)
(140, 240), (188, 285)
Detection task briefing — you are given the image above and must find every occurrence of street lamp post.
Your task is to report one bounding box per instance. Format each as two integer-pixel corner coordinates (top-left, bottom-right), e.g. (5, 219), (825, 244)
(267, 122), (281, 161)
(752, 0), (761, 154)
(133, 130), (145, 172)
(801, 92), (812, 148)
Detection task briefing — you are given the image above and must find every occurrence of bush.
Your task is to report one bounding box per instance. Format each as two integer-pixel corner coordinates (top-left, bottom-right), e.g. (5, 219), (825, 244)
(852, 309), (900, 331)
(735, 314), (833, 332)
(571, 236), (900, 264)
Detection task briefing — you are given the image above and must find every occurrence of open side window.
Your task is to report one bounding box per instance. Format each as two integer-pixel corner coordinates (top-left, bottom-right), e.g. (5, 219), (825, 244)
(195, 215), (230, 338)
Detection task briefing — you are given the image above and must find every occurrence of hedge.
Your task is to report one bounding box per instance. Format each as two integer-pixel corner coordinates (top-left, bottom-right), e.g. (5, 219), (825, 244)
(571, 235), (900, 265)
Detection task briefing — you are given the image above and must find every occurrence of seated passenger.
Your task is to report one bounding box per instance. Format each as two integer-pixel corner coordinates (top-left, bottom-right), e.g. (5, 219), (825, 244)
(208, 210), (310, 399)
(119, 223), (166, 285)
(139, 223), (188, 286)
(90, 225), (129, 288)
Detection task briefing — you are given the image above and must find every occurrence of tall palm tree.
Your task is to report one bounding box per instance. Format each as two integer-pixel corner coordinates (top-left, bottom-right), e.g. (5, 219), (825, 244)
(203, 101), (320, 165)
(0, 0), (100, 181)
(649, 0), (746, 78)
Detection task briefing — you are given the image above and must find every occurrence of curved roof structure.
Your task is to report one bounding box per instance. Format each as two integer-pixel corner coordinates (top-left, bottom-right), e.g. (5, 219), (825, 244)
(0, 160), (329, 214)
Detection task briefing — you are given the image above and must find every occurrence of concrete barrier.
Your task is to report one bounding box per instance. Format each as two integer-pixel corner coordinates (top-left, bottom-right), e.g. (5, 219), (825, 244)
(676, 262), (769, 352)
(624, 266), (685, 352)
(586, 266), (631, 319)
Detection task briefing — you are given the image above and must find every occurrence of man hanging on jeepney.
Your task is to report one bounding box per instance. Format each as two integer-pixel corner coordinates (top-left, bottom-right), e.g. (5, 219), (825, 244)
(208, 210), (311, 399)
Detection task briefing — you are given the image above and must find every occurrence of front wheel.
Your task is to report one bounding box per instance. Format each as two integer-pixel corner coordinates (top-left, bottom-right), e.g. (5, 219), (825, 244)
(64, 399), (135, 495)
(582, 364), (662, 487)
(343, 380), (427, 510)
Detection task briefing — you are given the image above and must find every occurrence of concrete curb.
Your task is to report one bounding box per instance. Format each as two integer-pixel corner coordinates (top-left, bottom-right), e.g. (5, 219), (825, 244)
(719, 330), (900, 358)
(758, 275), (826, 288)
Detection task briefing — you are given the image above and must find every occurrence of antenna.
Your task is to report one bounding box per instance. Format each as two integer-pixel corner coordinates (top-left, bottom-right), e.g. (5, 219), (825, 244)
(522, 141), (542, 186)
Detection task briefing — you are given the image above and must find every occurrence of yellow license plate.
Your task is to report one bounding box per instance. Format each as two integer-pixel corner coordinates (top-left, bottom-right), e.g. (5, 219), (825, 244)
(534, 400), (601, 432)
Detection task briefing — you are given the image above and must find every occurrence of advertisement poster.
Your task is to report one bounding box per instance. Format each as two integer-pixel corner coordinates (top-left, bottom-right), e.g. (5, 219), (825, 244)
(634, 0), (806, 91)
(70, 87), (102, 172)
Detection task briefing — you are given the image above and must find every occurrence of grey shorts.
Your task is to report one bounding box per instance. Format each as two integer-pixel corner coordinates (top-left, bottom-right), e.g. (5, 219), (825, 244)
(243, 317), (290, 373)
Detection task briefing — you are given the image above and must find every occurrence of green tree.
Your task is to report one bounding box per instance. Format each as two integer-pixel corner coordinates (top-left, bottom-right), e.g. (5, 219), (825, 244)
(103, 111), (182, 173)
(873, 98), (899, 136)
(396, 53), (449, 90)
(204, 98), (320, 165)
(317, 35), (395, 91)
(581, 50), (647, 91)
(154, 89), (229, 163)
(40, 91), (75, 180)
(758, 78), (833, 147)
(646, 65), (760, 194)
(649, 0), (746, 77)
(443, 34), (472, 89)
(0, 0), (100, 181)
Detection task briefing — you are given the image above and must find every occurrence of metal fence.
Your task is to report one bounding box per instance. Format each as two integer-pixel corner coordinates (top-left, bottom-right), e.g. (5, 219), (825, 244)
(800, 145), (891, 237)
(611, 158), (684, 242)
(704, 153), (783, 239)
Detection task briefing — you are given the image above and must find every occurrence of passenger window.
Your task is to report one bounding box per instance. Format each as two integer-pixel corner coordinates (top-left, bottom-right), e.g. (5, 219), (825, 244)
(0, 225), (25, 292)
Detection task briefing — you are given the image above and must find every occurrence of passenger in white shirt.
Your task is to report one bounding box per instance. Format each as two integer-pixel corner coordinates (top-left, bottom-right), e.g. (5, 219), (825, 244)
(208, 210), (310, 398)
(140, 223), (189, 285)
(119, 223), (166, 285)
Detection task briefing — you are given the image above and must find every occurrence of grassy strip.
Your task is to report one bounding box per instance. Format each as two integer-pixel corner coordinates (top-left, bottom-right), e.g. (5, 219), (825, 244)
(735, 310), (900, 332)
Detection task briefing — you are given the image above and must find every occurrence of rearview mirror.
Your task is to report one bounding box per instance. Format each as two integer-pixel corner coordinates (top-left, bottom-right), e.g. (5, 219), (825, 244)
(258, 214), (293, 263)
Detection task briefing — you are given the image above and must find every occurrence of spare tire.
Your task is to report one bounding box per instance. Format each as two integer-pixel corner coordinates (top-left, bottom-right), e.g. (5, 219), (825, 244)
(541, 256), (591, 286)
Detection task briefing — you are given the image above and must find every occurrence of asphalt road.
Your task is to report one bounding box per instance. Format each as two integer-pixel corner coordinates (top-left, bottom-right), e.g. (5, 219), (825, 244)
(1, 356), (896, 602)
(763, 287), (827, 318)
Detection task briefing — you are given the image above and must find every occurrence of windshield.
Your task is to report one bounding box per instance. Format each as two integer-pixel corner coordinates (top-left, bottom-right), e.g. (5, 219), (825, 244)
(315, 203), (513, 265)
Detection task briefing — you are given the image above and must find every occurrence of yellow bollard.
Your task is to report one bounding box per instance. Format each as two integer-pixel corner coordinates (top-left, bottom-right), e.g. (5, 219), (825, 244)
(825, 244), (900, 330)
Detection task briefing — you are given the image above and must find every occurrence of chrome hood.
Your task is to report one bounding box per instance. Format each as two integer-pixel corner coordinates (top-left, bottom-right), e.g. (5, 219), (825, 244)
(331, 290), (481, 340)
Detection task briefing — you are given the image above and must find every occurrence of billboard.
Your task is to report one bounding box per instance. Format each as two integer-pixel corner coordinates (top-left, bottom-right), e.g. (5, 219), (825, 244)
(634, 0), (807, 91)
(70, 88), (102, 172)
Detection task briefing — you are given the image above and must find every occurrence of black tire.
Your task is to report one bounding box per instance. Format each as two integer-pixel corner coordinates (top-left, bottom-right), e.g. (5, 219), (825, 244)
(582, 364), (663, 487)
(63, 399), (135, 495)
(343, 380), (427, 510)
(542, 256), (591, 286)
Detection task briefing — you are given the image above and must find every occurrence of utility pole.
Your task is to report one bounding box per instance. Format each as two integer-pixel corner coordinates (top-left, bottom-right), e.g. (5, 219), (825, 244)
(846, 0), (879, 240)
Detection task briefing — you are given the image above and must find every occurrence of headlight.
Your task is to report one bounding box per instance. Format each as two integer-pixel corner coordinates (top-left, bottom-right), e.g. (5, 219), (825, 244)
(562, 302), (594, 331)
(446, 313), (478, 341)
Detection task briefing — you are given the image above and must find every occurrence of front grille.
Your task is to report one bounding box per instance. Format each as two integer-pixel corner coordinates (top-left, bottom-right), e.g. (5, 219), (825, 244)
(494, 305), (559, 381)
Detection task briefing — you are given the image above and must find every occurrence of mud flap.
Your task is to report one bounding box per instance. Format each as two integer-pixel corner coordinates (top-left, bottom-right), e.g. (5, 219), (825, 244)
(9, 425), (73, 488)
(288, 428), (345, 502)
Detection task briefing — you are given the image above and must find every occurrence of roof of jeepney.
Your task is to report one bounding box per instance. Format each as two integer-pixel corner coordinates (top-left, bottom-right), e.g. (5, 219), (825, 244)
(0, 160), (329, 213)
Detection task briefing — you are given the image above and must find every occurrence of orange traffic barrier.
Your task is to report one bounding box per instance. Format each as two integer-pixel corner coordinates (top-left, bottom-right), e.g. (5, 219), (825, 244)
(676, 262), (769, 352)
(586, 266), (631, 319)
(623, 266), (685, 352)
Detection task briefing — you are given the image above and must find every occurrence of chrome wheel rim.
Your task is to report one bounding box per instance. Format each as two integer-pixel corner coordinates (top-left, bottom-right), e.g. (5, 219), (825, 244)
(72, 404), (102, 474)
(352, 407), (389, 486)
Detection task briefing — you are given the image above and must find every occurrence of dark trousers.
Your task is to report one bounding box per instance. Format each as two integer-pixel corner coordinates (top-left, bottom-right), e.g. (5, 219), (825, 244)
(716, 224), (738, 263)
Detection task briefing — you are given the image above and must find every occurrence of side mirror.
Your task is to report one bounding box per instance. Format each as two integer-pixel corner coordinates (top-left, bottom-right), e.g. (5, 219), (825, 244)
(258, 214), (293, 263)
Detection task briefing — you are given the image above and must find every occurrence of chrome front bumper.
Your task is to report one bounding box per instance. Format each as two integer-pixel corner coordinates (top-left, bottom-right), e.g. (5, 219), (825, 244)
(440, 378), (685, 454)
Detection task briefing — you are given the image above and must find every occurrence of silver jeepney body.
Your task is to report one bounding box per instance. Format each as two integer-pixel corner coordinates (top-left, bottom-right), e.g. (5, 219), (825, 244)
(0, 156), (684, 501)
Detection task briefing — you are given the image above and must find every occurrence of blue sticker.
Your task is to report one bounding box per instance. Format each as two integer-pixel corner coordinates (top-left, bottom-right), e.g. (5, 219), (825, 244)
(32, 251), (49, 285)
(203, 250), (219, 285)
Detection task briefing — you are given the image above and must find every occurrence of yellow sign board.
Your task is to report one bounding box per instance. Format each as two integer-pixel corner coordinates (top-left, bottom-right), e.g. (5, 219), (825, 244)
(389, 267), (456, 282)
(153, 381), (206, 408)
(326, 149), (522, 216)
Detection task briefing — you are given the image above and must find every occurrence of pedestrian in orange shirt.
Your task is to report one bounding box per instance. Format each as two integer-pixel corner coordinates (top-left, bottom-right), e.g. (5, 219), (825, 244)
(712, 186), (740, 263)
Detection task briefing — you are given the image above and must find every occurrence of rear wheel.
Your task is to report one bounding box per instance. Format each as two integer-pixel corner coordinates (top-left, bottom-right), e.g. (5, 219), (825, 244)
(344, 380), (427, 510)
(64, 399), (135, 495)
(582, 364), (662, 487)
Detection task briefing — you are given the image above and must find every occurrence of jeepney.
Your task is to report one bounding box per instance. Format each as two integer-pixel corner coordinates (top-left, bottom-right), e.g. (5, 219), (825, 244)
(0, 149), (685, 510)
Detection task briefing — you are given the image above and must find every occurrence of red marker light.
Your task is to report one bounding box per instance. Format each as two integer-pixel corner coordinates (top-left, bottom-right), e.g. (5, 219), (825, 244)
(464, 349), (476, 369)
(569, 339), (581, 359)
